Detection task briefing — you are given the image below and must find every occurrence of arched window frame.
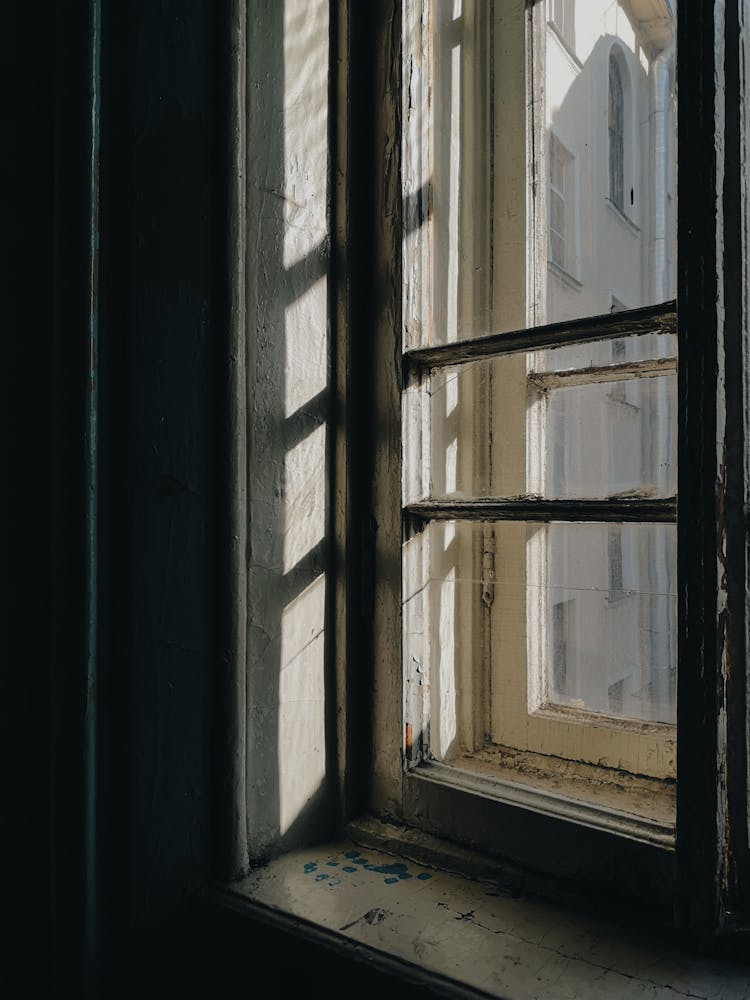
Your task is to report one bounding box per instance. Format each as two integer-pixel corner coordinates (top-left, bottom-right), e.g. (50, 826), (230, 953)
(609, 49), (625, 212)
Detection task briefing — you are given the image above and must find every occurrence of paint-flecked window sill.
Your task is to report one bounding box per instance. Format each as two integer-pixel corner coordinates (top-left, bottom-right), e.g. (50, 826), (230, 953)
(203, 832), (750, 999)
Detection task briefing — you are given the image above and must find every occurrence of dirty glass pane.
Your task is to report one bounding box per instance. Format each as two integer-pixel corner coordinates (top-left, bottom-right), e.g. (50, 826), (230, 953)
(541, 375), (676, 498)
(419, 332), (676, 501)
(540, 0), (677, 328)
(416, 0), (677, 346)
(542, 521), (676, 724)
(403, 519), (485, 761)
(402, 519), (676, 765)
(540, 331), (676, 372)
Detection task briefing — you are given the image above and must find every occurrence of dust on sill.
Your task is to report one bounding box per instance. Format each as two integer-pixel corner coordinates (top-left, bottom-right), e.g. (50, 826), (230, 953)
(223, 835), (750, 999)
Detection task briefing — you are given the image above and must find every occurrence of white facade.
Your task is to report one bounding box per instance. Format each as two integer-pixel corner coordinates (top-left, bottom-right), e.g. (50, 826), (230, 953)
(542, 0), (677, 325)
(539, 0), (678, 725)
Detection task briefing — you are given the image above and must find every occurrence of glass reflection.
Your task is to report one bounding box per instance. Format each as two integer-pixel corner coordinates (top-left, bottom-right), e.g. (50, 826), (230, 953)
(425, 0), (677, 343)
(541, 0), (677, 327)
(420, 332), (676, 501)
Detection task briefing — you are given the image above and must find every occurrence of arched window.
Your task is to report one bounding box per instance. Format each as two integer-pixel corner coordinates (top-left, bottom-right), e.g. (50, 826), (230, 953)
(609, 53), (624, 211)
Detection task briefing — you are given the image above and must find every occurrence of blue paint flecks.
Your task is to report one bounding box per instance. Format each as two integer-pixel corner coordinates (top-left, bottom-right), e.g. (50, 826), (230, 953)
(311, 852), (432, 886)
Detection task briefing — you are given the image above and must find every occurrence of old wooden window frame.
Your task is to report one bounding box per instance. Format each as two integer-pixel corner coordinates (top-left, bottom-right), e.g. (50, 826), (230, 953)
(217, 0), (750, 956)
(395, 0), (675, 848)
(358, 0), (750, 948)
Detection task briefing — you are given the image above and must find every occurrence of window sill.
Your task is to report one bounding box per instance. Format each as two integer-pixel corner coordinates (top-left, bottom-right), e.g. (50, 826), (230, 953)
(605, 197), (641, 236)
(200, 827), (750, 998)
(421, 749), (675, 848)
(548, 259), (583, 291)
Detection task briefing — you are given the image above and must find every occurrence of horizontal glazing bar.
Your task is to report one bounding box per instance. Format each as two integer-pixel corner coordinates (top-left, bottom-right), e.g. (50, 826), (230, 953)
(527, 356), (677, 391)
(404, 497), (677, 524)
(402, 301), (677, 381)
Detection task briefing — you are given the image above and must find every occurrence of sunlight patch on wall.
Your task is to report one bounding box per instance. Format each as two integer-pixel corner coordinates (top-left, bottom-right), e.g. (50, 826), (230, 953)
(283, 422), (326, 574)
(282, 0), (328, 271)
(436, 566), (458, 756)
(279, 573), (327, 836)
(285, 277), (328, 417)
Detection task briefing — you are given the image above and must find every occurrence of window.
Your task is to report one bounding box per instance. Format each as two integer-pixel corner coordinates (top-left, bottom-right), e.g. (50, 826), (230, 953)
(371, 0), (746, 935)
(609, 52), (625, 211)
(225, 0), (750, 958)
(384, 0), (747, 954)
(607, 523), (623, 592)
(400, 0), (678, 833)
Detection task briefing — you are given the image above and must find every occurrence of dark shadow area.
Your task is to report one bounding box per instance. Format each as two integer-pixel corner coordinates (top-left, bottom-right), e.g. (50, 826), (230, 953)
(5, 0), (58, 991)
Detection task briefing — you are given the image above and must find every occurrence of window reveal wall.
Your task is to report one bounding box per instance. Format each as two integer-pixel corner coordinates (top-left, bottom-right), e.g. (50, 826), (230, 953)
(245, 0), (335, 859)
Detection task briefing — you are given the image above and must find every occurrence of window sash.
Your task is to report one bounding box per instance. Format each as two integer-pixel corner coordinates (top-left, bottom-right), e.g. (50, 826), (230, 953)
(404, 498), (676, 524)
(402, 300), (676, 378)
(403, 302), (678, 545)
(402, 306), (678, 771)
(374, 0), (747, 944)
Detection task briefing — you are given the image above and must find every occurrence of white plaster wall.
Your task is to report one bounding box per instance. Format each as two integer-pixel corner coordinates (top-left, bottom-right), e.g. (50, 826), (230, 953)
(245, 0), (332, 858)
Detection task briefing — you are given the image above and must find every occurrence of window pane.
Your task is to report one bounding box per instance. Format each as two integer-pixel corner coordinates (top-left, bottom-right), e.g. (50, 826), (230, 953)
(414, 0), (677, 346)
(542, 331), (676, 371)
(403, 519), (676, 770)
(543, 521), (676, 724)
(417, 332), (676, 501)
(542, 373), (676, 499)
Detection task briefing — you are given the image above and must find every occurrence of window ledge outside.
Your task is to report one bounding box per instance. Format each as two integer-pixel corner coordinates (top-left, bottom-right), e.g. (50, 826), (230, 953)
(548, 259), (583, 290)
(206, 830), (750, 999)
(605, 197), (641, 235)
